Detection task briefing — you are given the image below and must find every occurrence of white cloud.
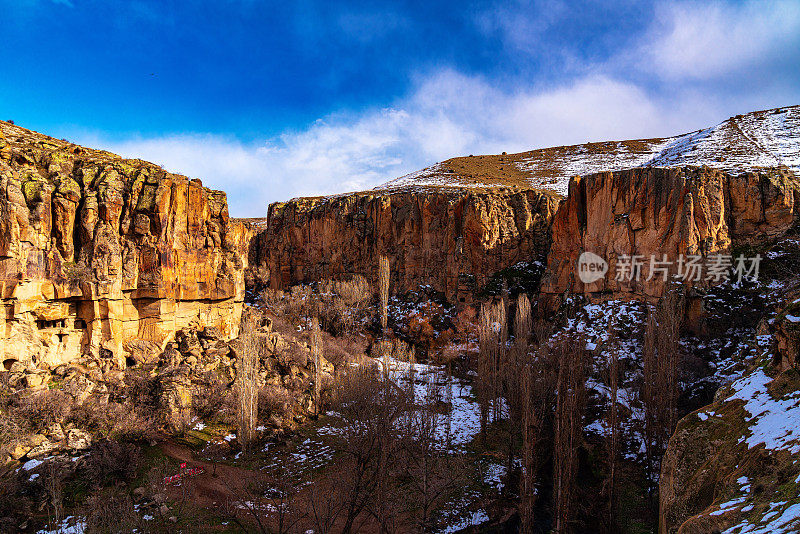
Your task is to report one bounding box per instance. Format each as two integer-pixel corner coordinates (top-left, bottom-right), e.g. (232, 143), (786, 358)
(474, 0), (567, 53)
(640, 0), (800, 80)
(80, 70), (726, 216)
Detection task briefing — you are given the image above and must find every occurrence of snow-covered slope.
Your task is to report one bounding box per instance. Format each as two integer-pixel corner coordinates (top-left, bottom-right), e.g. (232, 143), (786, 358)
(378, 105), (800, 195)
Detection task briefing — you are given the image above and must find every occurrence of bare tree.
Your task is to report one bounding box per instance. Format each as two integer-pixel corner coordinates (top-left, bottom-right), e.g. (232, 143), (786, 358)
(312, 317), (323, 416)
(330, 366), (408, 534)
(519, 319), (556, 534)
(237, 314), (260, 451)
(404, 372), (468, 533)
(605, 317), (621, 532)
(503, 294), (533, 476)
(379, 255), (390, 331)
(478, 300), (507, 435)
(553, 334), (587, 534)
(641, 285), (684, 494)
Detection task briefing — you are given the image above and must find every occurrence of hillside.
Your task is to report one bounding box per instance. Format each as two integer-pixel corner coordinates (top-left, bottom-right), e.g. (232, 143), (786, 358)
(379, 105), (800, 195)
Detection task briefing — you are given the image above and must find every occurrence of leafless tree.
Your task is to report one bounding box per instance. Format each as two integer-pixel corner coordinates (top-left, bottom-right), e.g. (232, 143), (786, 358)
(330, 365), (408, 534)
(605, 316), (622, 532)
(641, 285), (684, 494)
(478, 300), (507, 436)
(379, 255), (390, 331)
(519, 319), (556, 534)
(553, 334), (587, 534)
(500, 294), (533, 477)
(312, 317), (323, 416)
(237, 314), (260, 451)
(403, 372), (468, 533)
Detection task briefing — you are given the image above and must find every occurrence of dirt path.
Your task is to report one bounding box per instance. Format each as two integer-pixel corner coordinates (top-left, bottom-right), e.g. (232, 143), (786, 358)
(158, 441), (265, 515)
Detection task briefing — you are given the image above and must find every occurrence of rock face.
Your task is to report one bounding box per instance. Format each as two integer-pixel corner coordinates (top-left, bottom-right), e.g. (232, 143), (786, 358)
(249, 187), (559, 302)
(0, 121), (249, 371)
(659, 316), (800, 534)
(540, 166), (800, 301)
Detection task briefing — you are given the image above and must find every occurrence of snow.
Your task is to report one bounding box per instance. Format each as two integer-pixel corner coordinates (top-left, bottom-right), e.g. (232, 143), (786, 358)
(376, 106), (800, 195)
(374, 356), (484, 447)
(723, 502), (800, 534)
(726, 368), (800, 453)
(483, 463), (507, 491)
(22, 458), (43, 471)
(440, 509), (489, 533)
(37, 517), (86, 534)
(710, 496), (747, 516)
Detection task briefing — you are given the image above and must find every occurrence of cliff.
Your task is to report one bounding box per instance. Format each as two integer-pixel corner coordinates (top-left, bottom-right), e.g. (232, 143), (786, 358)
(0, 121), (249, 371)
(540, 166), (800, 300)
(249, 187), (560, 302)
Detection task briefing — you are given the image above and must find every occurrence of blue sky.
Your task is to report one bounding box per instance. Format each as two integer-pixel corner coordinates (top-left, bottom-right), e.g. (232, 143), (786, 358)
(2, 0), (799, 215)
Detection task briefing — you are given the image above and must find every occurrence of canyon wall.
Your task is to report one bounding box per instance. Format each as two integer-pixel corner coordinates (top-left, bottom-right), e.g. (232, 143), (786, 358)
(540, 166), (800, 300)
(251, 167), (799, 310)
(249, 187), (560, 302)
(0, 122), (248, 371)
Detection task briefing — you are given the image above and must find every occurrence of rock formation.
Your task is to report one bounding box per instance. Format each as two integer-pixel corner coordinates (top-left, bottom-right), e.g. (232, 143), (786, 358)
(540, 166), (800, 300)
(0, 121), (249, 372)
(249, 187), (559, 302)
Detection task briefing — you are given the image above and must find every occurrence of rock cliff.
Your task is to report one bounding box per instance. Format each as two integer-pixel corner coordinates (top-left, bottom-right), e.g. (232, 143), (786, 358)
(540, 166), (800, 300)
(249, 187), (560, 302)
(0, 121), (248, 371)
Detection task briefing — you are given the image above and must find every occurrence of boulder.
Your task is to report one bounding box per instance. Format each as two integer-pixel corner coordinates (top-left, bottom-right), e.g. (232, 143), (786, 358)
(66, 428), (92, 450)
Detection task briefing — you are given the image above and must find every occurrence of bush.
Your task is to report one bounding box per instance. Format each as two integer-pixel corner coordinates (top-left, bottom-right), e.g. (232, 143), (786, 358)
(258, 385), (292, 420)
(61, 261), (93, 285)
(262, 275), (374, 336)
(84, 486), (142, 533)
(81, 440), (142, 486)
(192, 372), (231, 421)
(11, 390), (71, 433)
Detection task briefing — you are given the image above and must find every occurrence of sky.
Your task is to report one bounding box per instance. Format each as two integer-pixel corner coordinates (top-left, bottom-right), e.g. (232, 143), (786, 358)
(1, 0), (799, 216)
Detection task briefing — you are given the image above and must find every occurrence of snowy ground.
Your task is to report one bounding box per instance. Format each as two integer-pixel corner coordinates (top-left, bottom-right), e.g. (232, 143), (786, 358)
(377, 105), (800, 196)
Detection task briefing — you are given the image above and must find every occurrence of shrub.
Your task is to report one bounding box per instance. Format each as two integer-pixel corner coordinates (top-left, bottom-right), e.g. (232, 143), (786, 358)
(81, 440), (142, 486)
(262, 275), (374, 336)
(192, 372), (231, 421)
(66, 401), (119, 437)
(61, 261), (93, 285)
(84, 486), (141, 533)
(11, 390), (71, 433)
(258, 385), (292, 420)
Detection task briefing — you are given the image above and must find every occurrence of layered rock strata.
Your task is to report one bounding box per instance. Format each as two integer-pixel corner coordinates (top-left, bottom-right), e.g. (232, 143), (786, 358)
(540, 166), (800, 300)
(249, 188), (560, 302)
(0, 121), (248, 370)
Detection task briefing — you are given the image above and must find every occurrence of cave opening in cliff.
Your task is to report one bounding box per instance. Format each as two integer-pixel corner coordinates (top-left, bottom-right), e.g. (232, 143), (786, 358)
(36, 319), (66, 330)
(2, 359), (17, 371)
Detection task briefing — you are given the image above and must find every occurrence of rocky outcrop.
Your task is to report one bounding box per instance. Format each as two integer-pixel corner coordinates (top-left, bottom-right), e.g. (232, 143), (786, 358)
(540, 166), (800, 300)
(0, 121), (249, 371)
(249, 187), (560, 303)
